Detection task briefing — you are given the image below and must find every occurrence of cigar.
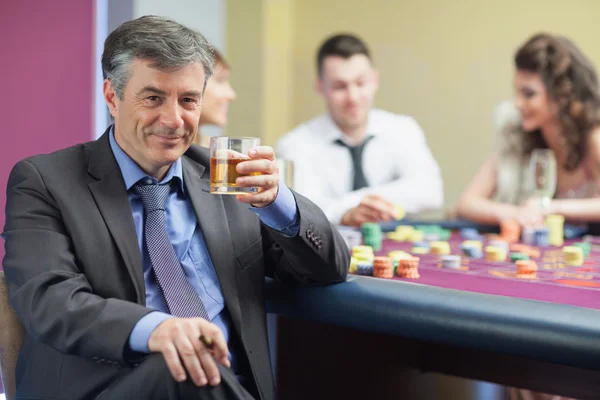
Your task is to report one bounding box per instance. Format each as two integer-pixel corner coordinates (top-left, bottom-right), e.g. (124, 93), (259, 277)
(199, 335), (214, 350)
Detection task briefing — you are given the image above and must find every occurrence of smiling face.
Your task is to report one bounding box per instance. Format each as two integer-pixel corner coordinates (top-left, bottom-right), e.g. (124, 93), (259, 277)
(513, 69), (559, 132)
(317, 54), (379, 134)
(104, 58), (205, 179)
(199, 63), (236, 127)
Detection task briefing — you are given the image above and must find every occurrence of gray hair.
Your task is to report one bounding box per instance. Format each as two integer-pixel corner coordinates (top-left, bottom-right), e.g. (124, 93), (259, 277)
(101, 15), (215, 99)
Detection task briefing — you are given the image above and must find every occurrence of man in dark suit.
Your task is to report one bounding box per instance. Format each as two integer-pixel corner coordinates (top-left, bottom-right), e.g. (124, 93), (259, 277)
(2, 15), (349, 400)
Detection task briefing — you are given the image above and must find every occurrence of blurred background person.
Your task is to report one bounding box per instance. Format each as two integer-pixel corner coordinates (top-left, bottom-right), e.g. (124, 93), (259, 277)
(276, 33), (443, 227)
(194, 48), (237, 147)
(456, 32), (600, 227)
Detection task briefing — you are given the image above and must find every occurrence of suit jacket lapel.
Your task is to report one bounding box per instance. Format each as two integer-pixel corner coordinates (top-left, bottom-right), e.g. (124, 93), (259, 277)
(87, 131), (145, 303)
(182, 157), (243, 337)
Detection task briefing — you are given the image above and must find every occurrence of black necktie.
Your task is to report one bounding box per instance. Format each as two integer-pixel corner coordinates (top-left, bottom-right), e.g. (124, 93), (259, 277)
(334, 136), (374, 191)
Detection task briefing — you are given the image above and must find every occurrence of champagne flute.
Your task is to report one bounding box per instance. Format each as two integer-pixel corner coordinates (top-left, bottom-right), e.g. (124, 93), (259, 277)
(530, 148), (557, 209)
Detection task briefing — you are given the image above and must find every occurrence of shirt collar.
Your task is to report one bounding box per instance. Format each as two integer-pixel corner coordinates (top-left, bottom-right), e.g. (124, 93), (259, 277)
(323, 110), (379, 146)
(108, 126), (185, 193)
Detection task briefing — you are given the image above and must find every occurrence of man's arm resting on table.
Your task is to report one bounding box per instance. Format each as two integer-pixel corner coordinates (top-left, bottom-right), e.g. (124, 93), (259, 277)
(259, 190), (350, 286)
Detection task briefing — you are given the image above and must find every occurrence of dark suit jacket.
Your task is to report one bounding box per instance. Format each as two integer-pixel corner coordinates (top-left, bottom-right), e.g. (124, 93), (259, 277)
(2, 130), (349, 400)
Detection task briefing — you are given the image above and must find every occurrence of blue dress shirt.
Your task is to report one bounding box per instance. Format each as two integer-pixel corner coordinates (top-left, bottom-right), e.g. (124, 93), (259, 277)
(108, 130), (299, 368)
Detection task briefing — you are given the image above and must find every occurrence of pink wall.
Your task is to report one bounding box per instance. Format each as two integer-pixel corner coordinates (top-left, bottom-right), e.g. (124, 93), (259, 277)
(0, 1), (94, 265)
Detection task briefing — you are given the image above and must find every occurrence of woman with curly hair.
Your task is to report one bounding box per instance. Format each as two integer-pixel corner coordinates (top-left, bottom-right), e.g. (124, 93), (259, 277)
(456, 33), (600, 227)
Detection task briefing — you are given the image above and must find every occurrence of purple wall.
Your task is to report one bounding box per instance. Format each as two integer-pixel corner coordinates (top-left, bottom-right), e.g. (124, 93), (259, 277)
(0, 1), (94, 266)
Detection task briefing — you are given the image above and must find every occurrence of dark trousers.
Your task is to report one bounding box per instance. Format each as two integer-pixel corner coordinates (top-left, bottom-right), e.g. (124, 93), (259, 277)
(96, 354), (255, 400)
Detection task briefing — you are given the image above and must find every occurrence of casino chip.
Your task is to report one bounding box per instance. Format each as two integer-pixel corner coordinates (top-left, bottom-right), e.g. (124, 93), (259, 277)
(563, 246), (584, 266)
(361, 223), (382, 251)
(355, 262), (374, 276)
(534, 227), (550, 247)
(485, 246), (506, 262)
(396, 257), (420, 279)
(461, 243), (482, 258)
(387, 225), (414, 242)
(510, 252), (529, 263)
(373, 256), (394, 278)
(430, 241), (450, 255)
(545, 214), (565, 247)
(349, 257), (359, 273)
(409, 230), (425, 243)
(573, 242), (590, 258)
(521, 226), (536, 245)
(516, 260), (537, 279)
(460, 228), (480, 240)
(440, 255), (461, 269)
(394, 204), (406, 220)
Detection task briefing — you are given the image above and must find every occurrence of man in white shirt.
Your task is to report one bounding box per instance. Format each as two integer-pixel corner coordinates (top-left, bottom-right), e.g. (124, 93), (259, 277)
(276, 34), (444, 226)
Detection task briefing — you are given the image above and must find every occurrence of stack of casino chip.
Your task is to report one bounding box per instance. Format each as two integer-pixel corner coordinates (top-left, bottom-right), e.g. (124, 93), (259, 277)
(573, 242), (591, 258)
(563, 246), (584, 266)
(485, 246), (507, 262)
(430, 241), (451, 255)
(361, 223), (382, 251)
(394, 204), (406, 220)
(349, 257), (359, 273)
(424, 231), (440, 241)
(351, 246), (374, 273)
(439, 229), (452, 241)
(510, 243), (540, 259)
(388, 251), (412, 275)
(440, 255), (461, 269)
(409, 230), (425, 243)
(387, 225), (414, 242)
(534, 227), (550, 246)
(352, 245), (374, 259)
(462, 240), (482, 250)
(350, 246), (375, 275)
(516, 260), (538, 279)
(355, 262), (374, 276)
(488, 239), (509, 254)
(460, 228), (480, 240)
(373, 256), (394, 279)
(396, 256), (420, 279)
(412, 241), (430, 254)
(417, 225), (451, 241)
(510, 252), (529, 263)
(521, 226), (536, 245)
(545, 214), (565, 247)
(461, 241), (482, 258)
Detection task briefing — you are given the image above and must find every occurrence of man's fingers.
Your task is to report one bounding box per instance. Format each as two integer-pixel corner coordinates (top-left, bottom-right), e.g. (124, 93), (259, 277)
(203, 327), (230, 367)
(236, 159), (275, 175)
(360, 198), (395, 221)
(248, 146), (275, 161)
(236, 174), (278, 189)
(236, 186), (278, 207)
(355, 206), (381, 224)
(176, 335), (207, 387)
(214, 149), (247, 159)
(197, 345), (221, 386)
(161, 343), (188, 383)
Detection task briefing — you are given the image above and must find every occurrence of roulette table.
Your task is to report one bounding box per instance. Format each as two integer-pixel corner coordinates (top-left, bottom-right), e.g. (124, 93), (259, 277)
(267, 220), (600, 400)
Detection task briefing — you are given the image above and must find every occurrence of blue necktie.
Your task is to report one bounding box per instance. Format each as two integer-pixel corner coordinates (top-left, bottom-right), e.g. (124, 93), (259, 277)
(134, 181), (210, 320)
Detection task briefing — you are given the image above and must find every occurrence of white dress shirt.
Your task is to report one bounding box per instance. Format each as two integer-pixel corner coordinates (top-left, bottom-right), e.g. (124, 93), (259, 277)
(276, 109), (444, 224)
